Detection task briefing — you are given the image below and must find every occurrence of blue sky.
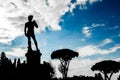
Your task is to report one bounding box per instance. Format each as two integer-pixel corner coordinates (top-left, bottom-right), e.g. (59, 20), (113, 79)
(0, 0), (120, 78)
(38, 0), (120, 60)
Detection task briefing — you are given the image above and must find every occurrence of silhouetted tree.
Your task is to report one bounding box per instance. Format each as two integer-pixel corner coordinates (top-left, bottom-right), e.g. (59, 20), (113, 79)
(0, 52), (14, 80)
(43, 61), (55, 78)
(95, 73), (103, 80)
(13, 58), (17, 67)
(51, 49), (78, 79)
(91, 60), (120, 80)
(17, 58), (21, 68)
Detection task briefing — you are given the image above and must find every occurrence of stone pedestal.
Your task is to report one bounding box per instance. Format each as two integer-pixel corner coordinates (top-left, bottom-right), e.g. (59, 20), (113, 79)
(25, 50), (42, 64)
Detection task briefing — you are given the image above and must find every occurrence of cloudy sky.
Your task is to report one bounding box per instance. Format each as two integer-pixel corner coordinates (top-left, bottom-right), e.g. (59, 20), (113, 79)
(0, 0), (120, 79)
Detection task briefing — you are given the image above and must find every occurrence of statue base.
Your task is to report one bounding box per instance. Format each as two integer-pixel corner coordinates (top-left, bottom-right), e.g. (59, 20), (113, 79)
(25, 49), (42, 65)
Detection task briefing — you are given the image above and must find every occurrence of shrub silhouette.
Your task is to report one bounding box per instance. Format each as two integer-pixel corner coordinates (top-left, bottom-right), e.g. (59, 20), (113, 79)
(91, 60), (120, 80)
(0, 52), (15, 80)
(42, 61), (55, 78)
(51, 49), (78, 79)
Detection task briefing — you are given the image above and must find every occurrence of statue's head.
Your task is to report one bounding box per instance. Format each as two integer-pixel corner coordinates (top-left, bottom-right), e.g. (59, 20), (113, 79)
(28, 15), (33, 21)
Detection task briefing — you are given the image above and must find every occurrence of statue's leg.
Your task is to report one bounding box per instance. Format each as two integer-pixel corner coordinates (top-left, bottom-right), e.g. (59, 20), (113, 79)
(32, 34), (39, 51)
(28, 36), (32, 50)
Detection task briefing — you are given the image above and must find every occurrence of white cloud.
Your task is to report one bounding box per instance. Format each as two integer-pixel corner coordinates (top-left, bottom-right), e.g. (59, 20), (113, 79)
(82, 26), (92, 37)
(77, 45), (98, 57)
(76, 0), (102, 9)
(6, 47), (27, 57)
(89, 0), (102, 4)
(76, 0), (102, 5)
(0, 6), (23, 44)
(68, 58), (102, 77)
(99, 38), (113, 47)
(0, 0), (102, 44)
(82, 23), (105, 37)
(76, 38), (119, 57)
(91, 23), (105, 28)
(0, 0), (70, 44)
(76, 0), (88, 5)
(99, 45), (120, 54)
(77, 44), (120, 57)
(69, 3), (76, 13)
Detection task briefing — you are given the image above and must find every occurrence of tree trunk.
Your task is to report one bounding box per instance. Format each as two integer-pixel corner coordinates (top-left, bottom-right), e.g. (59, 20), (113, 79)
(64, 65), (67, 79)
(108, 78), (110, 80)
(63, 73), (65, 79)
(64, 72), (67, 79)
(64, 60), (70, 79)
(108, 72), (113, 80)
(104, 73), (107, 80)
(63, 66), (66, 79)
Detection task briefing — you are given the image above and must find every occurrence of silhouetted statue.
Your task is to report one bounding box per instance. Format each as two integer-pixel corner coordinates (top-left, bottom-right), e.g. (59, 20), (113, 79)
(24, 15), (39, 51)
(24, 15), (41, 64)
(51, 49), (79, 79)
(91, 60), (120, 80)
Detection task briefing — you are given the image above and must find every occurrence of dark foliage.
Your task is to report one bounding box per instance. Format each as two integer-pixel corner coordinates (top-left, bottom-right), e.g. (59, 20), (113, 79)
(0, 52), (55, 80)
(91, 60), (120, 80)
(51, 49), (78, 61)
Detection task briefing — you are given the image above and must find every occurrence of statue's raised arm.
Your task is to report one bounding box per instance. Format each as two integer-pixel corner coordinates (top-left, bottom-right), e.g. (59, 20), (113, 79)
(33, 20), (38, 28)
